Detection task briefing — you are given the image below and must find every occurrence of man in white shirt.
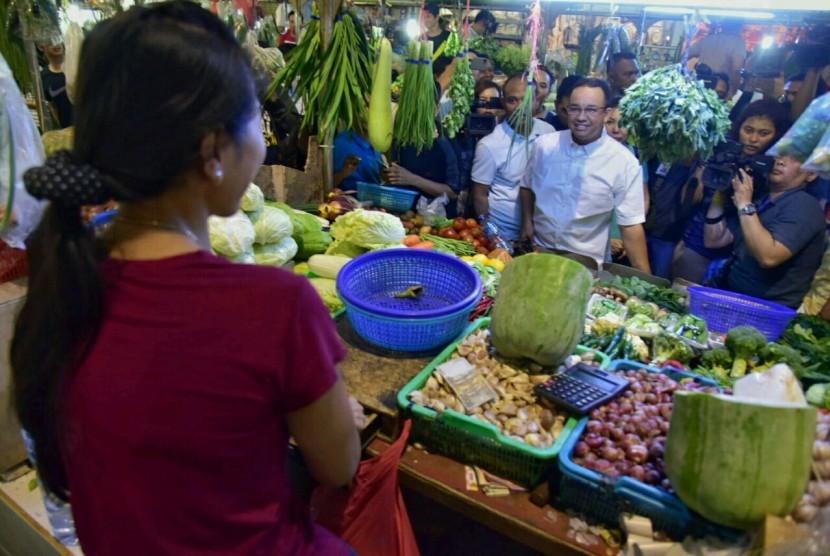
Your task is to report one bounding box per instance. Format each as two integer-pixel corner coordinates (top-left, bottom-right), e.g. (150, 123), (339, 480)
(471, 75), (556, 241)
(520, 78), (650, 272)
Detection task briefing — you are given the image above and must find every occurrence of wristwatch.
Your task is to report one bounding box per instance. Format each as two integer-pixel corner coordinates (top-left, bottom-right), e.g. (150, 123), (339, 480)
(738, 203), (757, 217)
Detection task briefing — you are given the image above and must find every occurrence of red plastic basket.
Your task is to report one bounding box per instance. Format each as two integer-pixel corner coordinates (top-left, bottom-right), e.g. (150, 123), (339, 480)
(687, 285), (796, 341)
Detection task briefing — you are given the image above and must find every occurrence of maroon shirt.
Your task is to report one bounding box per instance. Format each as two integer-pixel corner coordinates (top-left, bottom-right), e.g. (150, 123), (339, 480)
(63, 251), (349, 555)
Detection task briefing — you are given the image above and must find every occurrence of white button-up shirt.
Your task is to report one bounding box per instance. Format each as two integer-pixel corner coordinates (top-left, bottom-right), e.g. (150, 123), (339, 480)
(521, 129), (644, 264)
(471, 120), (556, 241)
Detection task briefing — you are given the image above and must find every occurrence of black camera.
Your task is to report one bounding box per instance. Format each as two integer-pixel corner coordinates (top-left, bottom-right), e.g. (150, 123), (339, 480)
(466, 113), (497, 137)
(471, 98), (503, 111)
(695, 63), (719, 91)
(703, 138), (775, 193)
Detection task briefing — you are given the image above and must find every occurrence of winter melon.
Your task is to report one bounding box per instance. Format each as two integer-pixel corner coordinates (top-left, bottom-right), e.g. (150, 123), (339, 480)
(489, 253), (592, 366)
(665, 392), (816, 530)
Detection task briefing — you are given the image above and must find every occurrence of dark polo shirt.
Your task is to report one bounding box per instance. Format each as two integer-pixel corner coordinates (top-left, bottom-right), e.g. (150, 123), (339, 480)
(727, 187), (827, 308)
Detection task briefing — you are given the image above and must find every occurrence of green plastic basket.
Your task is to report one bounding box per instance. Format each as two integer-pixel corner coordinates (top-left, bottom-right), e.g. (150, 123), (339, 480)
(397, 317), (609, 488)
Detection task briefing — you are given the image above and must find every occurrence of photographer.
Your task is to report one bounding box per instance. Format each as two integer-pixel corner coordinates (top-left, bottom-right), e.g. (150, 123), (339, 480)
(703, 157), (825, 308)
(471, 74), (555, 241)
(672, 99), (790, 283)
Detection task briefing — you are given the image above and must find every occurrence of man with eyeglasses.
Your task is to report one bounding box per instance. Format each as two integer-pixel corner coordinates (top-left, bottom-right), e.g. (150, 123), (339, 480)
(520, 77), (651, 273)
(471, 74), (555, 242)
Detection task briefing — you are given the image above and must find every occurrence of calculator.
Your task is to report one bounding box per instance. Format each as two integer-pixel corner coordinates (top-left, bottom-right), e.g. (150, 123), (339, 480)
(534, 363), (630, 415)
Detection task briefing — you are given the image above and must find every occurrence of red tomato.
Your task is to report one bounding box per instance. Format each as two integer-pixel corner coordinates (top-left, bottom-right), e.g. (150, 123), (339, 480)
(453, 217), (467, 231)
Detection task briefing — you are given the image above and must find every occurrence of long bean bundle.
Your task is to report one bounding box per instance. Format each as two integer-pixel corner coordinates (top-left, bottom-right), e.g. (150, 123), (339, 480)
(264, 12), (321, 129)
(314, 10), (374, 133)
(394, 41), (435, 153)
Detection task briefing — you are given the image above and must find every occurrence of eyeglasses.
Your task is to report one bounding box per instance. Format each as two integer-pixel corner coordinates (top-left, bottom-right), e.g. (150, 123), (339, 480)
(566, 105), (606, 117)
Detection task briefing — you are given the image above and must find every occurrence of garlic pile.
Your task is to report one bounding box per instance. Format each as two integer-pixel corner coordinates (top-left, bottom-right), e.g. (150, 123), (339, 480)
(409, 329), (599, 449)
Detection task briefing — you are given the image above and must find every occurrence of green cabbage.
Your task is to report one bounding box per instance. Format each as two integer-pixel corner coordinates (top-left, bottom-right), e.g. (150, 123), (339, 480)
(209, 211), (256, 257)
(241, 183), (265, 212)
(253, 236), (298, 267)
(328, 209), (405, 250)
(253, 206), (293, 245)
(228, 250), (256, 264)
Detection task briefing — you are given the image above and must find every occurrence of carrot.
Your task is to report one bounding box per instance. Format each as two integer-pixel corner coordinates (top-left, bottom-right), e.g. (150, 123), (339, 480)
(411, 241), (435, 249)
(402, 234), (421, 247)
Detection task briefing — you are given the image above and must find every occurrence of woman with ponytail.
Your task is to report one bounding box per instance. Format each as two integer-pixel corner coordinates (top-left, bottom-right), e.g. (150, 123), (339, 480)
(12, 3), (359, 554)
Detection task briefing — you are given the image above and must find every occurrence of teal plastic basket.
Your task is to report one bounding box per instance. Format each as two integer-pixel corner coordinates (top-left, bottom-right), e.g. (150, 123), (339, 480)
(397, 318), (609, 488)
(555, 360), (742, 541)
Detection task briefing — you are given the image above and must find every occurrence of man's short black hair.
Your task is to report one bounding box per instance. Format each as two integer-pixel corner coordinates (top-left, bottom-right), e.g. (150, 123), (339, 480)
(288, 10), (295, 17)
(503, 73), (529, 92)
(571, 77), (612, 105)
(424, 3), (440, 17)
(536, 65), (554, 86)
(607, 95), (624, 110)
(785, 72), (806, 83)
(606, 51), (637, 75)
(432, 55), (454, 78)
(555, 74), (583, 103)
(474, 9), (495, 24)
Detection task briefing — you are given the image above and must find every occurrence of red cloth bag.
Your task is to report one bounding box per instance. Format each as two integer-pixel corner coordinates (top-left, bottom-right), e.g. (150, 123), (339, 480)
(311, 420), (420, 556)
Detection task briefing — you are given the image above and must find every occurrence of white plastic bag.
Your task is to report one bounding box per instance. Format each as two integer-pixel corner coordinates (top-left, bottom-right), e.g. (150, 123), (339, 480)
(416, 193), (448, 226)
(63, 23), (83, 104)
(0, 54), (46, 249)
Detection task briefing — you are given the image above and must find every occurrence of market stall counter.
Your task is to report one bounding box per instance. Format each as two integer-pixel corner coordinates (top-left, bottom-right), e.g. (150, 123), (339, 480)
(367, 437), (619, 556)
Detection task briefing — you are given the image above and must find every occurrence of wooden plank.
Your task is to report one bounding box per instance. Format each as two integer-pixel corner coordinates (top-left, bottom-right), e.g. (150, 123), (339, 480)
(337, 318), (433, 433)
(369, 438), (620, 556)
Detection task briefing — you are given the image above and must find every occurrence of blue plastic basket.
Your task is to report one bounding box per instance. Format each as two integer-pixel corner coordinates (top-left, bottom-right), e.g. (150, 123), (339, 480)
(688, 285), (796, 341)
(337, 250), (481, 352)
(556, 360), (741, 542)
(356, 182), (419, 213)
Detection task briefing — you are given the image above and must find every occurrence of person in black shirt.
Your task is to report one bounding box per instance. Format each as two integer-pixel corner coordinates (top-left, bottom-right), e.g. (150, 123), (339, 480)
(38, 41), (73, 129)
(423, 4), (449, 55)
(542, 74), (582, 131)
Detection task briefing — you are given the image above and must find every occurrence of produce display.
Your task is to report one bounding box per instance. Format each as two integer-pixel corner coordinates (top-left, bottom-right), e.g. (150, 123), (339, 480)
(665, 391), (817, 529)
(407, 328), (595, 449)
(594, 276), (687, 314)
(490, 254), (593, 367)
(619, 65), (731, 164)
(780, 315), (830, 381)
(399, 214), (497, 255)
(572, 368), (720, 491)
(443, 52), (475, 139)
(325, 208), (405, 257)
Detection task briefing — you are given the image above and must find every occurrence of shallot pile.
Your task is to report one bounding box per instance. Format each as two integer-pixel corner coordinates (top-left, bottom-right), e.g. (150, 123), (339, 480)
(792, 411), (830, 524)
(573, 369), (719, 491)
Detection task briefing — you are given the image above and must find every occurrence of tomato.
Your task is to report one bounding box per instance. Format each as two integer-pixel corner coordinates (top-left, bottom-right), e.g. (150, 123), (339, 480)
(469, 227), (484, 238)
(438, 227), (453, 237)
(465, 218), (479, 229)
(459, 230), (474, 242)
(472, 239), (481, 247)
(452, 217), (467, 231)
(475, 246), (490, 255)
(444, 228), (459, 239)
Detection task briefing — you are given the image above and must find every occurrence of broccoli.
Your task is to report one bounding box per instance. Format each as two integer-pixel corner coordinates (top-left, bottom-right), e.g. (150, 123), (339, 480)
(700, 347), (732, 373)
(724, 326), (768, 378)
(652, 332), (695, 365)
(755, 343), (805, 374)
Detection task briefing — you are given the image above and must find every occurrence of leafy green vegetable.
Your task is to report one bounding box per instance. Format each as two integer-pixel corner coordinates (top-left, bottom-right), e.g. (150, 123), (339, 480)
(444, 54), (475, 138)
(309, 277), (345, 313)
(494, 44), (530, 77)
(600, 276), (688, 314)
(779, 314), (830, 379)
(326, 208), (405, 252)
(209, 212), (256, 258)
(805, 383), (829, 409)
(468, 35), (500, 61)
(619, 65), (731, 163)
(253, 236), (298, 267)
(252, 206), (294, 245)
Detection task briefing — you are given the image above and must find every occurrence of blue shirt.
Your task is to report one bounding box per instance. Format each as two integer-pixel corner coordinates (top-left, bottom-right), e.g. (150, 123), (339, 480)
(333, 131), (383, 189)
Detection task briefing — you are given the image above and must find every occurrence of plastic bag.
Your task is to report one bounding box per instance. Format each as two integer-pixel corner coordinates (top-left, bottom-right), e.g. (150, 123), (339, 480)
(311, 420), (420, 556)
(63, 23), (84, 104)
(416, 193), (448, 227)
(767, 93), (830, 164)
(803, 123), (830, 179)
(0, 54), (46, 250)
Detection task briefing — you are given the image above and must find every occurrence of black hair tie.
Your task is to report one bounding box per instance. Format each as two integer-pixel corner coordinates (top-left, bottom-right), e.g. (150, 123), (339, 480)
(24, 150), (112, 207)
